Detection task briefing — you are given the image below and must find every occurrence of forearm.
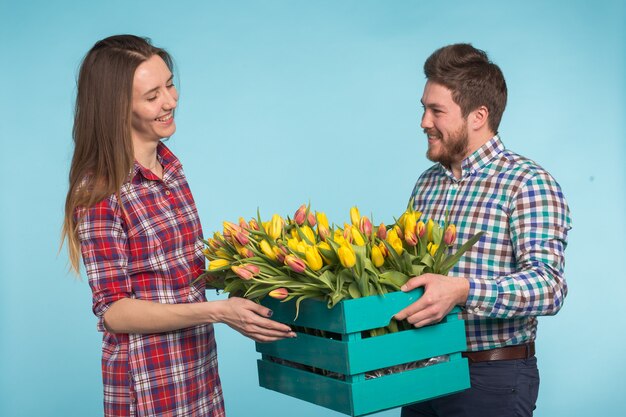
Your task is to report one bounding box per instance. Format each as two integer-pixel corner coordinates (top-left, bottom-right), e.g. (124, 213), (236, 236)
(103, 297), (227, 334)
(466, 263), (567, 318)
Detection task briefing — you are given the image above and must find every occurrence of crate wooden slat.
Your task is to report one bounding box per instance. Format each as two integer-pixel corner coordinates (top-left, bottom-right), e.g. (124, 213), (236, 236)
(256, 289), (470, 416)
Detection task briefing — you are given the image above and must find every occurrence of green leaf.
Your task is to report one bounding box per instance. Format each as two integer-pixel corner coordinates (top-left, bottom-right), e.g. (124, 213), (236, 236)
(379, 270), (409, 288)
(411, 264), (426, 276)
(317, 270), (337, 291)
(438, 231), (485, 274)
(353, 244), (366, 277)
(348, 281), (362, 299)
(421, 253), (434, 268)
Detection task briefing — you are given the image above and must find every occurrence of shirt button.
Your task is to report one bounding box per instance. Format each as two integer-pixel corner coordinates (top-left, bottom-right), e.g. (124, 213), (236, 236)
(165, 190), (171, 196)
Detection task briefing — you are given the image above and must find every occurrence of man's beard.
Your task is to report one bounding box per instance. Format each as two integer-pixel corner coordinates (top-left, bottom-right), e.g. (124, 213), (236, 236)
(425, 123), (469, 168)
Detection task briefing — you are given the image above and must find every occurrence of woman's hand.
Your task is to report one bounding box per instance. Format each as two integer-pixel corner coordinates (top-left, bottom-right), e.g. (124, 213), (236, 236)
(216, 297), (297, 342)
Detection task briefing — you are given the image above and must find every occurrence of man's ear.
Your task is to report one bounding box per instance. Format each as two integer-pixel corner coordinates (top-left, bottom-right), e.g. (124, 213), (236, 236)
(469, 106), (489, 131)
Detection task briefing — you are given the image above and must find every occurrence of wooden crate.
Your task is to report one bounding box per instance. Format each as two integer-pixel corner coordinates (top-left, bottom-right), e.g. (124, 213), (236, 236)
(256, 289), (470, 416)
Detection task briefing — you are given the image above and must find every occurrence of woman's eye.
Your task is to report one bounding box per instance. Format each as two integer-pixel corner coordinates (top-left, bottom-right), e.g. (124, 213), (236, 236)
(166, 84), (175, 89)
(147, 96), (157, 102)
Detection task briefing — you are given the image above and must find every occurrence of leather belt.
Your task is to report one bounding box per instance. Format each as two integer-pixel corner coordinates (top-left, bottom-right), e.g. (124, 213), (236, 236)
(462, 342), (535, 363)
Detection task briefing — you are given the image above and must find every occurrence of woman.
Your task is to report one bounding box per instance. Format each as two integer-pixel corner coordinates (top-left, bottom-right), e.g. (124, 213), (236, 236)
(62, 34), (295, 417)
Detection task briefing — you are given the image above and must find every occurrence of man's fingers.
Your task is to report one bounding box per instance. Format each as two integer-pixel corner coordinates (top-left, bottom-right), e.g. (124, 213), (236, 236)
(401, 275), (428, 292)
(394, 296), (427, 321)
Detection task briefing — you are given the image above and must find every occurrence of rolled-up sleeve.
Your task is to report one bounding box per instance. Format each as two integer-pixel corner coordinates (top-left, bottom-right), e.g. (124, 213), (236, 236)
(77, 196), (131, 332)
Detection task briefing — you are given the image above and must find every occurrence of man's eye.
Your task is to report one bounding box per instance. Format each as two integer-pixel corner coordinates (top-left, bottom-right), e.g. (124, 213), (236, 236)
(166, 83), (175, 89)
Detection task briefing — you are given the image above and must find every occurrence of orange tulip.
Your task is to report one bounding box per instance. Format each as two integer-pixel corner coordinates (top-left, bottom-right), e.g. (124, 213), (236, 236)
(268, 288), (289, 300)
(444, 224), (457, 245)
(377, 223), (387, 240)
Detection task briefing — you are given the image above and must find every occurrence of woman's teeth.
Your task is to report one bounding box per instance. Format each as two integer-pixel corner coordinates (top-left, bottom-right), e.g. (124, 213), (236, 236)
(155, 114), (172, 122)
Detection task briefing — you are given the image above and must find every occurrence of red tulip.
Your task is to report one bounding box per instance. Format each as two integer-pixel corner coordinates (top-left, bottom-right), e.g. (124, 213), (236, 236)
(294, 204), (307, 226)
(232, 265), (255, 280)
(359, 216), (373, 237)
(285, 254), (307, 273)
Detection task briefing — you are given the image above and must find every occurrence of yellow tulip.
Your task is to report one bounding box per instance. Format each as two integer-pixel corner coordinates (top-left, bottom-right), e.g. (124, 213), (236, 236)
(333, 229), (346, 246)
(403, 211), (417, 236)
(427, 242), (439, 257)
(387, 227), (399, 243)
(351, 227), (366, 246)
(316, 212), (330, 241)
(391, 237), (404, 255)
(350, 206), (361, 226)
(301, 225), (316, 244)
(338, 243), (356, 268)
(427, 219), (435, 242)
(316, 241), (334, 264)
(208, 258), (230, 270)
(378, 241), (389, 257)
(316, 212), (329, 229)
(215, 249), (231, 259)
(260, 240), (276, 260)
(268, 214), (283, 240)
(287, 238), (301, 253)
(371, 245), (384, 267)
(305, 246), (323, 271)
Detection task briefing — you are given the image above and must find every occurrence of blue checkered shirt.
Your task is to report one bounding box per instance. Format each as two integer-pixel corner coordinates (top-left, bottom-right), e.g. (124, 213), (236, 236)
(410, 135), (571, 352)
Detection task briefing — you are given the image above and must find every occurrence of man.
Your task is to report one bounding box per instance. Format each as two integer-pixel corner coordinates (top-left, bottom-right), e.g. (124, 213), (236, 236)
(395, 44), (571, 417)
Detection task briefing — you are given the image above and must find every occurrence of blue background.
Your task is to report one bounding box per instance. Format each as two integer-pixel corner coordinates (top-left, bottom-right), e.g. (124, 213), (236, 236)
(1, 1), (624, 416)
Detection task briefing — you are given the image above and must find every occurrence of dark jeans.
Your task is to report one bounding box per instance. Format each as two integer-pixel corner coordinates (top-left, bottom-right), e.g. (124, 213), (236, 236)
(401, 357), (540, 417)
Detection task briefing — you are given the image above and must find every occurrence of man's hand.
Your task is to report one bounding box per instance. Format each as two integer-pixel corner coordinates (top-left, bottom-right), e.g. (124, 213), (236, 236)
(394, 273), (470, 328)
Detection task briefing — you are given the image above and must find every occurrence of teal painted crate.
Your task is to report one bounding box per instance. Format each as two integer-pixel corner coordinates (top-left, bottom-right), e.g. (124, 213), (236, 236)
(256, 289), (470, 416)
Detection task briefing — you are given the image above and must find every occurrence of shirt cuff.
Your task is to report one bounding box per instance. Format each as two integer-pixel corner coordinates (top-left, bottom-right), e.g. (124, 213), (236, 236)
(465, 276), (498, 316)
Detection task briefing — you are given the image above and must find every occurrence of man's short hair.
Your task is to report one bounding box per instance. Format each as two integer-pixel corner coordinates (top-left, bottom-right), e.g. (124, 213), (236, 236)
(424, 43), (507, 133)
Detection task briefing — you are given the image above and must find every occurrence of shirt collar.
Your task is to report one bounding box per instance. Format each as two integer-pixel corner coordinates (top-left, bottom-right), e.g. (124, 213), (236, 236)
(132, 141), (181, 181)
(438, 134), (505, 181)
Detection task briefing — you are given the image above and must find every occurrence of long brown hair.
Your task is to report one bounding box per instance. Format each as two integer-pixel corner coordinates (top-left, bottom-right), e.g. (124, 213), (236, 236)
(424, 43), (507, 133)
(62, 35), (173, 274)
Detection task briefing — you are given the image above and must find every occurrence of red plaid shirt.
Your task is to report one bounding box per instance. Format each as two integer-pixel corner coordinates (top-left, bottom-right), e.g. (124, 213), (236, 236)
(78, 143), (225, 417)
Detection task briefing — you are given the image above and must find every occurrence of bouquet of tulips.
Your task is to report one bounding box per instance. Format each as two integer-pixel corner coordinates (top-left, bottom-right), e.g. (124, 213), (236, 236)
(198, 199), (484, 326)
